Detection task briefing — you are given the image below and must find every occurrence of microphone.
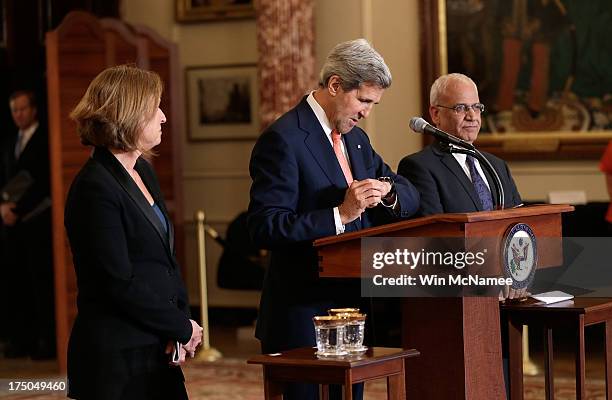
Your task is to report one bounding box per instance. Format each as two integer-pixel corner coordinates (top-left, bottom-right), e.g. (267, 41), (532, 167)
(409, 117), (475, 150)
(409, 117), (505, 208)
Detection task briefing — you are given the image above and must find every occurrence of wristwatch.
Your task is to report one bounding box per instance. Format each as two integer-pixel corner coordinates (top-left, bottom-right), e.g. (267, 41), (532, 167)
(378, 176), (396, 207)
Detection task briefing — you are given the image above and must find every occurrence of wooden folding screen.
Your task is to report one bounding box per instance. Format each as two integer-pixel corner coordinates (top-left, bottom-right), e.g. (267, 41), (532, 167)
(46, 11), (184, 372)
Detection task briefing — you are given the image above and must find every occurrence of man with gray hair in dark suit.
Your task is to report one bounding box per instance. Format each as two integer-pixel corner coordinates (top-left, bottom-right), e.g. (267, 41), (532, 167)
(248, 39), (420, 400)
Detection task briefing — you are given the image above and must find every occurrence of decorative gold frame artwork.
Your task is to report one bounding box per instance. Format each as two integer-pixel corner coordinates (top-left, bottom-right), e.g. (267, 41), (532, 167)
(176, 0), (254, 23)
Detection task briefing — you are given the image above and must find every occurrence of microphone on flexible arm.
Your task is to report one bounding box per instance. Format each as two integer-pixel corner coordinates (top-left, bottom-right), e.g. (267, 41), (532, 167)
(409, 116), (505, 209)
(409, 117), (475, 150)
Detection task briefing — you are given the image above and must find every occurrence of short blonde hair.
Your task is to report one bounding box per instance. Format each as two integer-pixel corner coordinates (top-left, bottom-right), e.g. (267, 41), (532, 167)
(429, 73), (477, 106)
(70, 65), (163, 153)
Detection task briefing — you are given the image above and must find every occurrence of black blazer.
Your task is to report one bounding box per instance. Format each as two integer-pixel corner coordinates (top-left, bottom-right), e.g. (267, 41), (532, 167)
(64, 147), (192, 399)
(248, 96), (420, 347)
(397, 142), (522, 216)
(0, 124), (50, 220)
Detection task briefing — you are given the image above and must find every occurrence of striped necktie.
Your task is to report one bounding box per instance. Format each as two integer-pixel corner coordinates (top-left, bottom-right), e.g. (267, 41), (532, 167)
(466, 155), (494, 211)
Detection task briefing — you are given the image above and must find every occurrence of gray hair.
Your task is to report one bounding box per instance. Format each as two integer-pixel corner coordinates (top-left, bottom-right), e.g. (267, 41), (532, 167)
(319, 38), (392, 91)
(429, 73), (478, 105)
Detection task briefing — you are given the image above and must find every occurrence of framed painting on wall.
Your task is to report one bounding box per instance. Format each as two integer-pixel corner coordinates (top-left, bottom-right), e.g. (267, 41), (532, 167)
(176, 0), (255, 22)
(186, 64), (259, 140)
(419, 0), (612, 159)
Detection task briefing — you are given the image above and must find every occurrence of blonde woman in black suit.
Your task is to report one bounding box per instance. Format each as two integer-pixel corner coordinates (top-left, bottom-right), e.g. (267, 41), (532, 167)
(65, 65), (202, 400)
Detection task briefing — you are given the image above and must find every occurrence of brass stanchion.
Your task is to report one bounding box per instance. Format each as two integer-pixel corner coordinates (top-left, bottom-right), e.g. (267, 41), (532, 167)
(194, 210), (222, 361)
(522, 325), (539, 376)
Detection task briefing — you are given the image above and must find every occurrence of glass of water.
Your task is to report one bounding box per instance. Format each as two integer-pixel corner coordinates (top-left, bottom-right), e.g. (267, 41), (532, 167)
(336, 313), (367, 353)
(312, 316), (347, 357)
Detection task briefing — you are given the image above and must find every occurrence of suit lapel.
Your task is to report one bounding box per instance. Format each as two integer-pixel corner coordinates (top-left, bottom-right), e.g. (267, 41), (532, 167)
(135, 158), (175, 254)
(12, 126), (38, 173)
(298, 98), (348, 188)
(6, 132), (18, 175)
(93, 147), (172, 256)
(17, 126), (38, 160)
(433, 143), (483, 211)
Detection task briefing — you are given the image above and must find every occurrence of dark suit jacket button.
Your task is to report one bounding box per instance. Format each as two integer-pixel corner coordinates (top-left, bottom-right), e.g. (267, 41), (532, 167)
(170, 295), (177, 304)
(167, 269), (173, 276)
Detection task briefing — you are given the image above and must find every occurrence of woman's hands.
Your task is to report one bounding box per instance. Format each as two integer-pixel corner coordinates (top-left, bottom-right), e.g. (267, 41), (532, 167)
(166, 319), (203, 366)
(184, 319), (203, 358)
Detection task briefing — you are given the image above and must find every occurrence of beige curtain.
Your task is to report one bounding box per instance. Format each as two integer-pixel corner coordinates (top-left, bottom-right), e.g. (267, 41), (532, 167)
(256, 0), (316, 129)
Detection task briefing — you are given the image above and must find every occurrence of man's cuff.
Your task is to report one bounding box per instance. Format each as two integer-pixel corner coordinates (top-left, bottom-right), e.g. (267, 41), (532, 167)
(381, 192), (398, 209)
(379, 176), (398, 212)
(333, 207), (345, 235)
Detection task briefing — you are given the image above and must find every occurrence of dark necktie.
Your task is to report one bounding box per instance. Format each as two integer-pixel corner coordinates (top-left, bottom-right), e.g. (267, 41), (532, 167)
(466, 156), (493, 211)
(14, 132), (23, 159)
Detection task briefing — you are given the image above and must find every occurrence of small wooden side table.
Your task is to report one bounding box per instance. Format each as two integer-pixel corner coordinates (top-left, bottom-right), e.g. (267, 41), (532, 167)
(501, 297), (612, 400)
(247, 347), (420, 400)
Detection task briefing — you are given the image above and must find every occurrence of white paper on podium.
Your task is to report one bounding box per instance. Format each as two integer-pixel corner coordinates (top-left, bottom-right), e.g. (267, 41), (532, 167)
(531, 291), (574, 305)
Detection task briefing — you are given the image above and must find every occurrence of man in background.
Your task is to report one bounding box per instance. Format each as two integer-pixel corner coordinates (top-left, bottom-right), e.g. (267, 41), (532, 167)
(0, 90), (54, 359)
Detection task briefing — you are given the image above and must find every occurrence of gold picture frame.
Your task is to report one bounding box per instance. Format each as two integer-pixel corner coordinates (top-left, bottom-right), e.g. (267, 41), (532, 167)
(176, 0), (255, 23)
(419, 0), (612, 160)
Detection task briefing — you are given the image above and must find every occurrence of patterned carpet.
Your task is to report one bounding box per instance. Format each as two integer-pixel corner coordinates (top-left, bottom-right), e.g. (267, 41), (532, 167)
(0, 358), (606, 399)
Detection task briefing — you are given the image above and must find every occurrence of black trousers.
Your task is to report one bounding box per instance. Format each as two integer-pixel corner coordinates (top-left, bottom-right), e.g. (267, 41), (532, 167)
(4, 211), (55, 357)
(68, 343), (188, 400)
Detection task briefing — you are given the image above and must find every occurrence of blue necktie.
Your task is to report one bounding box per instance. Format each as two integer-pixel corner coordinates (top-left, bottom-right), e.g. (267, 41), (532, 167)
(466, 156), (493, 211)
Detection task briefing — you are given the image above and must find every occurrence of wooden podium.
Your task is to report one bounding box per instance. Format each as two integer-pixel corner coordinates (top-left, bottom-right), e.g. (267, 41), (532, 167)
(314, 204), (573, 400)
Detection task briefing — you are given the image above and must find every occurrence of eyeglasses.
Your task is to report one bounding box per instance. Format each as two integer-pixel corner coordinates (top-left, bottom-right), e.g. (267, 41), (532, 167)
(436, 103), (485, 114)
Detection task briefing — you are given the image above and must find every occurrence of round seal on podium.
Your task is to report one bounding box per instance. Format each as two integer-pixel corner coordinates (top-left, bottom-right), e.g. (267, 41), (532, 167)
(502, 223), (538, 289)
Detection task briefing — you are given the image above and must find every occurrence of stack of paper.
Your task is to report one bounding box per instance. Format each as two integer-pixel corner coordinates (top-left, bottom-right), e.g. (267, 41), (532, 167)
(531, 291), (574, 305)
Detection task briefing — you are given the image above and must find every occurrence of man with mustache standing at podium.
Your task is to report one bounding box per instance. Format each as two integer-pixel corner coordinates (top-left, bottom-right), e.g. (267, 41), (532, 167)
(398, 73), (522, 215)
(398, 72), (524, 397)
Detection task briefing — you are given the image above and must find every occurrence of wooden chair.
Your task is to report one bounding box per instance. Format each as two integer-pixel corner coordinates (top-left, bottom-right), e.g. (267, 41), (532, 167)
(247, 347), (419, 400)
